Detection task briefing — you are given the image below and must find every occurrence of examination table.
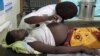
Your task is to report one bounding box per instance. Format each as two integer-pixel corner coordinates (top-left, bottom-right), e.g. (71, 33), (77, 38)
(1, 19), (100, 56)
(0, 45), (47, 56)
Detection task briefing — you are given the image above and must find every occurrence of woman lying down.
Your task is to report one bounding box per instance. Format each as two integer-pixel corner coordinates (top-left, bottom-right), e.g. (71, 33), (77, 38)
(6, 22), (100, 56)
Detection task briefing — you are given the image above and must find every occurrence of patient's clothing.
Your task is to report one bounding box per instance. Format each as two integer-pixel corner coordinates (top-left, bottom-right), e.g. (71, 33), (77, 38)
(64, 27), (100, 48)
(23, 23), (55, 46)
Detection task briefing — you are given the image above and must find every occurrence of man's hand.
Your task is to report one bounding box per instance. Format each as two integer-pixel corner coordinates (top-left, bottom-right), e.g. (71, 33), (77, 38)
(47, 14), (62, 22)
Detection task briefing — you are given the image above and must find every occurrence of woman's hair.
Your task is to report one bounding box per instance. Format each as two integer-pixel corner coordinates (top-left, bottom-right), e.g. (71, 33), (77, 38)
(56, 1), (78, 20)
(5, 31), (15, 45)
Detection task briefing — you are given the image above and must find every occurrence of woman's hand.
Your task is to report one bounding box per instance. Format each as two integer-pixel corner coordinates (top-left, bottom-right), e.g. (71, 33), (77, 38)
(81, 47), (99, 55)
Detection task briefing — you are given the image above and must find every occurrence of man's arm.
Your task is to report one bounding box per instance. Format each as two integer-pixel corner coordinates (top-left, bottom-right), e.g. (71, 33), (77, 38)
(24, 15), (62, 24)
(24, 16), (49, 24)
(28, 41), (98, 54)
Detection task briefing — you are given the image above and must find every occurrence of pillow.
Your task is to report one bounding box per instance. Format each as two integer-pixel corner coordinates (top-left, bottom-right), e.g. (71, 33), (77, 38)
(6, 41), (41, 54)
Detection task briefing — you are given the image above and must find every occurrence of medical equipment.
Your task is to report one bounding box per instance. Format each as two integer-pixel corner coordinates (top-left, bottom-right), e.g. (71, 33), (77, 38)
(79, 0), (96, 20)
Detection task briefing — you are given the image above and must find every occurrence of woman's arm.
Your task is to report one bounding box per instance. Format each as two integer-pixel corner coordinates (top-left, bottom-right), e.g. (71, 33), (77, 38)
(28, 41), (98, 54)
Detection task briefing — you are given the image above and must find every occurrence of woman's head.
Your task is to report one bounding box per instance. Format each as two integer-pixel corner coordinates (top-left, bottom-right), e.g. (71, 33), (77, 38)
(6, 29), (28, 45)
(56, 1), (78, 20)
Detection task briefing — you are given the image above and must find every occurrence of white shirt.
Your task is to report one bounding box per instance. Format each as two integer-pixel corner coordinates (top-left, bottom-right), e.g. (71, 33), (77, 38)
(23, 23), (55, 46)
(19, 4), (56, 30)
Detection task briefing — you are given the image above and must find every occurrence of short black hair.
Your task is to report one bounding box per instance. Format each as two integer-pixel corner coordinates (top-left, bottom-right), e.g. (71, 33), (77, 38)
(5, 31), (15, 45)
(56, 1), (78, 20)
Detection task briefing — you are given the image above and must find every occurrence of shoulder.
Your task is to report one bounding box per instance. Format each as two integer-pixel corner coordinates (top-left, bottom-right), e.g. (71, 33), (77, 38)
(22, 4), (56, 19)
(40, 4), (56, 9)
(35, 4), (56, 16)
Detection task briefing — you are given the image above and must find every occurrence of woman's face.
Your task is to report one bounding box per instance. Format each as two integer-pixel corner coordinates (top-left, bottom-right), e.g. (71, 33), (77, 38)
(10, 29), (28, 41)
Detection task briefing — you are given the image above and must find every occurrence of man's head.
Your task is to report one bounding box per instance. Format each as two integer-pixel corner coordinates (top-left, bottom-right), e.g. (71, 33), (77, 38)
(6, 29), (28, 45)
(56, 1), (78, 20)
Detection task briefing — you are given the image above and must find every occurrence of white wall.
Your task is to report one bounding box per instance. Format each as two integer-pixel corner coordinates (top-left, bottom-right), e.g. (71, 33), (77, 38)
(0, 0), (20, 45)
(6, 0), (20, 28)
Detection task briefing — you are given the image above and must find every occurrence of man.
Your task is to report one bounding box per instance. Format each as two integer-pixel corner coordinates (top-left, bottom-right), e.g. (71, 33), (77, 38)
(19, 1), (78, 30)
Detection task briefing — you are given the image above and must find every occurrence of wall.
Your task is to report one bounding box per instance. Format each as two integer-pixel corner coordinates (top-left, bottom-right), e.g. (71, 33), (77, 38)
(6, 0), (20, 28)
(0, 0), (20, 45)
